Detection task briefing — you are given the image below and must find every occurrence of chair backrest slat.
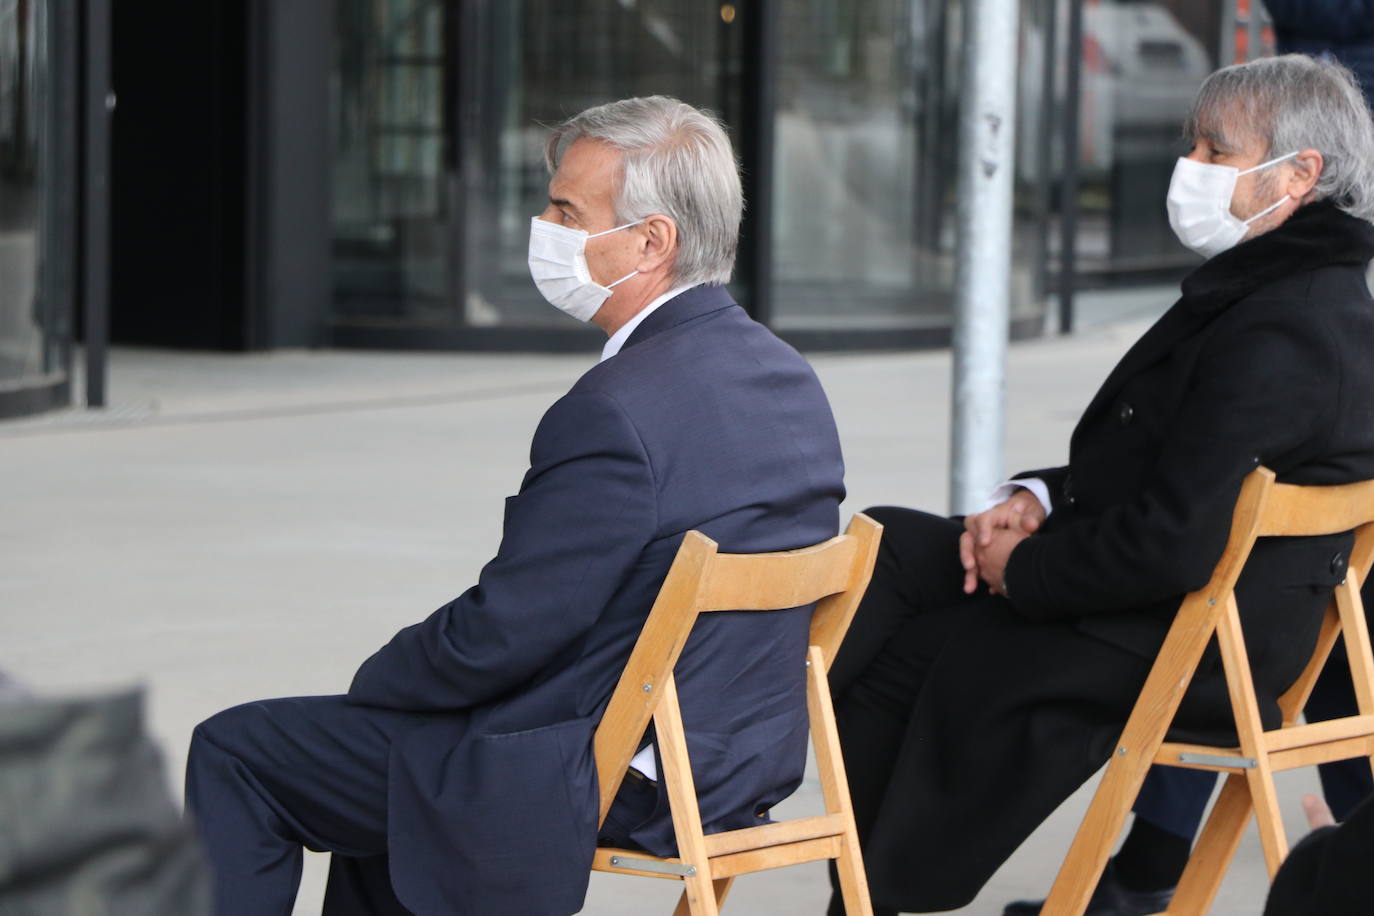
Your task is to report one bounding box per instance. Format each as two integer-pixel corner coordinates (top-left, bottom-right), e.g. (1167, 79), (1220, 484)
(696, 539), (859, 612)
(1256, 477), (1374, 538)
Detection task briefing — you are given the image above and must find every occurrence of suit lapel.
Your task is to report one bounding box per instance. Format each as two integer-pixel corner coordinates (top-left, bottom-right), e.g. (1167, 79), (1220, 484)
(623, 285), (738, 351)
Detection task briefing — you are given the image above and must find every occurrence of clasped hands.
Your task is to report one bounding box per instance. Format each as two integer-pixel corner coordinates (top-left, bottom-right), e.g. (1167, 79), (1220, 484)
(960, 487), (1046, 596)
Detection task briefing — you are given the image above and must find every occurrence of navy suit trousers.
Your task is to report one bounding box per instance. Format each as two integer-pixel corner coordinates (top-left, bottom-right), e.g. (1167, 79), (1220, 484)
(185, 695), (659, 914)
(186, 696), (439, 915)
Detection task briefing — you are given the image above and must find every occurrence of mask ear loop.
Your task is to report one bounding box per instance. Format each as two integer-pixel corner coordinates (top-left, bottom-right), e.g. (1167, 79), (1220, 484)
(1238, 150), (1299, 176)
(1242, 193), (1292, 227)
(588, 219), (646, 289)
(1238, 152), (1300, 226)
(587, 219), (645, 239)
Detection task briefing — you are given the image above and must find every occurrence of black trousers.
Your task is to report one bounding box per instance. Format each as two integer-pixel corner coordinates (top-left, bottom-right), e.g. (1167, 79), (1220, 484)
(826, 508), (1155, 914)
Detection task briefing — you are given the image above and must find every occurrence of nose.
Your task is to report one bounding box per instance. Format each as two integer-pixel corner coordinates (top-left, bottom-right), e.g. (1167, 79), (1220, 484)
(1184, 140), (1209, 163)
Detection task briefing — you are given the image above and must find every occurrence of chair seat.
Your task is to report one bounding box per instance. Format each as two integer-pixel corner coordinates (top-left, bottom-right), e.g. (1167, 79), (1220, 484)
(594, 812), (849, 880)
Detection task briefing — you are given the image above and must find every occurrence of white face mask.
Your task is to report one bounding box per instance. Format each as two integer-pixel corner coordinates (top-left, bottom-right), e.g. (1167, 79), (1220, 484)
(527, 217), (641, 321)
(1166, 151), (1299, 259)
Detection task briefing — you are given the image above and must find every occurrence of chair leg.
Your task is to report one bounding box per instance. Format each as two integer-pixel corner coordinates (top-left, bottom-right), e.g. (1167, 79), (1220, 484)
(1245, 764), (1289, 878)
(806, 646), (874, 916)
(673, 878), (732, 916)
(833, 839), (873, 916)
(655, 675), (720, 916)
(1041, 750), (1159, 915)
(1166, 774), (1252, 916)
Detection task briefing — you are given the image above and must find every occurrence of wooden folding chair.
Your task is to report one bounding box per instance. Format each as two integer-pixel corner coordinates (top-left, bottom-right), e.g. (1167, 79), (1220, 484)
(1041, 467), (1374, 915)
(590, 513), (883, 916)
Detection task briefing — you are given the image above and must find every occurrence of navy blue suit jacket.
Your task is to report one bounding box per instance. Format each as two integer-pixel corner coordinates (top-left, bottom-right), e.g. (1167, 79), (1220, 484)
(346, 285), (845, 915)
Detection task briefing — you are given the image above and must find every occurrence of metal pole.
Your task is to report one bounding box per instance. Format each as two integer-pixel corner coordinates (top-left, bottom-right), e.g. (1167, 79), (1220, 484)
(950, 0), (1019, 514)
(1058, 0), (1083, 335)
(1032, 0), (1058, 307)
(1247, 0), (1264, 62)
(82, 0), (111, 408)
(739, 0), (778, 326)
(1219, 0), (1237, 66)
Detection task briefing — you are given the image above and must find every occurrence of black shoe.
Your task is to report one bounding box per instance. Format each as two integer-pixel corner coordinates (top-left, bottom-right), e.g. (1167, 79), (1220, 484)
(1002, 862), (1174, 916)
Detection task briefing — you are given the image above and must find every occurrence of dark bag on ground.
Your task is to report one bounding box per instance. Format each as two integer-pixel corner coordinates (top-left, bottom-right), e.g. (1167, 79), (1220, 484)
(0, 683), (211, 915)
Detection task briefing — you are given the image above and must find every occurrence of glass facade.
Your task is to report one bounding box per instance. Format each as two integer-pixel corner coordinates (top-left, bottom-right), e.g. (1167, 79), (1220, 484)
(477, 1), (742, 327)
(331, 0), (1229, 346)
(1050, 0), (1228, 284)
(0, 0), (1283, 418)
(332, 0), (451, 323)
(0, 0), (72, 415)
(772, 0), (954, 331)
(768, 1), (1050, 334)
(331, 0), (744, 339)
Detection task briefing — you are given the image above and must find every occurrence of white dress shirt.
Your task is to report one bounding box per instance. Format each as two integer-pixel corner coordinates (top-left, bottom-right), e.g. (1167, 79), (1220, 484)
(985, 478), (1054, 518)
(599, 285), (695, 364)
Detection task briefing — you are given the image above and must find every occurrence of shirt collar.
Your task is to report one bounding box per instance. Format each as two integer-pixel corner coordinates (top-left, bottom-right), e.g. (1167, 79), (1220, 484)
(599, 285), (695, 363)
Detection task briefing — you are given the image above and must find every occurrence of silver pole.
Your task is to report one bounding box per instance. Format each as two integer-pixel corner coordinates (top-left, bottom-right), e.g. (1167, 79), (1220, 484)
(950, 0), (1020, 514)
(1248, 0), (1265, 62)
(1219, 0), (1237, 66)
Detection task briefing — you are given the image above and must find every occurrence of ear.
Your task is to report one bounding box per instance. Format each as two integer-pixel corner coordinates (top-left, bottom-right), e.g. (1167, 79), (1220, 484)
(1287, 148), (1324, 200)
(634, 214), (678, 274)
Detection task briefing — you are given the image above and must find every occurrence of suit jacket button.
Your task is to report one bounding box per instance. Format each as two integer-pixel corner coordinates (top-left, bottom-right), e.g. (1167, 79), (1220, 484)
(1330, 552), (1347, 575)
(1118, 402), (1135, 425)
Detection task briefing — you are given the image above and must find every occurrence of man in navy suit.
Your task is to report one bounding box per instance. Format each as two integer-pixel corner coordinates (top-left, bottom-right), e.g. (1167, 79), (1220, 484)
(185, 96), (845, 915)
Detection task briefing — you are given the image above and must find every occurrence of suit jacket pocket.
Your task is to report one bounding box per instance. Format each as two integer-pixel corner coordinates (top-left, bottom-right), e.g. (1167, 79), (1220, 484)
(396, 715), (599, 916)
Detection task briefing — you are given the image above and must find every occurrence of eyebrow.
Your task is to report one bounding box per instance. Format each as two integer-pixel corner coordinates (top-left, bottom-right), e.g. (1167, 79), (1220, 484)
(1201, 129), (1236, 154)
(549, 195), (582, 218)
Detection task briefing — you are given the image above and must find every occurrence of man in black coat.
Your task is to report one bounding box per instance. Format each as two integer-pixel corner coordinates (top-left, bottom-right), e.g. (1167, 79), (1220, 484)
(826, 55), (1374, 915)
(1046, 17), (1374, 913)
(185, 97), (846, 916)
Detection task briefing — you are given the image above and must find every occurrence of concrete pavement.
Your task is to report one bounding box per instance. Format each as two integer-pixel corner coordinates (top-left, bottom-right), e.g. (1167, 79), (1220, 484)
(1, 293), (1315, 913)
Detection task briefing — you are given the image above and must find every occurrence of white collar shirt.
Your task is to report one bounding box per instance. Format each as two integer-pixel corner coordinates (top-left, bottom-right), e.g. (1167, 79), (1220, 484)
(598, 285), (696, 363)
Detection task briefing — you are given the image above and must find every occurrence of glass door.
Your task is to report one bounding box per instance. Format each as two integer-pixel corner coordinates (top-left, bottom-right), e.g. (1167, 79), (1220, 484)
(331, 0), (452, 324)
(330, 0), (743, 342)
(0, 0), (74, 417)
(470, 0), (744, 329)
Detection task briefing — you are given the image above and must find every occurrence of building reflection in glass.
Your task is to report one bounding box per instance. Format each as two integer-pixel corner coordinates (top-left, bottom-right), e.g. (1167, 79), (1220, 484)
(1, 0), (47, 385)
(326, 0), (1239, 346)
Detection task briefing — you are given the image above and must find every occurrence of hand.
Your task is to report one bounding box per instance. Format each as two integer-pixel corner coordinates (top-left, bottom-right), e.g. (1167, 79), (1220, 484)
(1301, 793), (1336, 830)
(960, 490), (1046, 594)
(972, 526), (1030, 596)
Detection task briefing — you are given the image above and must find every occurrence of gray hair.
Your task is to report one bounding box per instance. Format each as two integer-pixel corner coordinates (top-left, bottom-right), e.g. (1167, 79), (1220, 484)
(1184, 54), (1374, 223)
(545, 96), (743, 287)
